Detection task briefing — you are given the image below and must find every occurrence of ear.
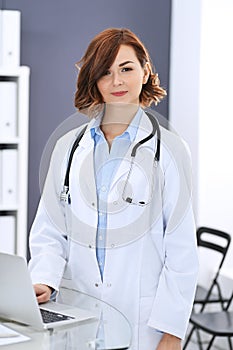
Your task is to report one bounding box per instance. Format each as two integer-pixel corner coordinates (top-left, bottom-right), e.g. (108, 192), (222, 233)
(142, 62), (150, 84)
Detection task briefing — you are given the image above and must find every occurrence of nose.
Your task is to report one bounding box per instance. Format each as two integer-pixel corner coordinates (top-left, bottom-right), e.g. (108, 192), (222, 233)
(112, 72), (123, 86)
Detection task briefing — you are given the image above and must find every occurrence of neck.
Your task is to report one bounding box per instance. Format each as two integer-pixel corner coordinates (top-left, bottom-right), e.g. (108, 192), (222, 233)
(101, 103), (139, 136)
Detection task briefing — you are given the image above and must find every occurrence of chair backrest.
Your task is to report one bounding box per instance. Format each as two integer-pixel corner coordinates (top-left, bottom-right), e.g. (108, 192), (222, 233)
(197, 226), (231, 271)
(196, 227), (232, 309)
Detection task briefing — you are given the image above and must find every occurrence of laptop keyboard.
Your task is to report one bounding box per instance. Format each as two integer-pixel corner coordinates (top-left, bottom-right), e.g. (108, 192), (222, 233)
(40, 308), (74, 323)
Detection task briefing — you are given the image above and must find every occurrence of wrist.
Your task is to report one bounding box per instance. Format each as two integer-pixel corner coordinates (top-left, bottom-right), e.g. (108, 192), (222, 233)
(48, 286), (54, 293)
(161, 333), (181, 343)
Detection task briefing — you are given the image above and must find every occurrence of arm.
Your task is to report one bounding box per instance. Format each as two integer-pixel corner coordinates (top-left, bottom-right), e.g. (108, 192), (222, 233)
(149, 133), (199, 340)
(33, 284), (52, 303)
(28, 193), (68, 292)
(28, 135), (71, 292)
(156, 333), (181, 350)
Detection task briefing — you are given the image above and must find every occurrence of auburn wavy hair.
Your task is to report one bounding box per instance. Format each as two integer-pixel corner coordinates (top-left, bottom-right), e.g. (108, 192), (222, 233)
(74, 28), (166, 113)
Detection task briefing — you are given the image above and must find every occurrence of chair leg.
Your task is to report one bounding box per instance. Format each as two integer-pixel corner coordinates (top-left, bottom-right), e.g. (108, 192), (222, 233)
(228, 337), (233, 350)
(206, 335), (216, 350)
(183, 326), (196, 349)
(196, 329), (204, 350)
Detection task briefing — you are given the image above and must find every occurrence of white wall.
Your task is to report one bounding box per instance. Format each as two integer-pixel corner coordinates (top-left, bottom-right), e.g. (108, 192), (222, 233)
(169, 0), (202, 217)
(170, 0), (233, 277)
(198, 0), (233, 274)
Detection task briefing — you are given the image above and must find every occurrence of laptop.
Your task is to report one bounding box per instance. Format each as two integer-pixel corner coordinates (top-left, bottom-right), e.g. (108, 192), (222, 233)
(0, 252), (95, 330)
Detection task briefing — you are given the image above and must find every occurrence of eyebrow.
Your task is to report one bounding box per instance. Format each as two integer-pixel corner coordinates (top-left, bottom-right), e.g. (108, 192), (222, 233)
(119, 60), (134, 67)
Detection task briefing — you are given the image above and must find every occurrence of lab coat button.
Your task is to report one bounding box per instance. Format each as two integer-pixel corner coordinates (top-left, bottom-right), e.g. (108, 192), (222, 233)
(113, 201), (118, 205)
(95, 283), (99, 287)
(111, 244), (115, 248)
(107, 283), (111, 288)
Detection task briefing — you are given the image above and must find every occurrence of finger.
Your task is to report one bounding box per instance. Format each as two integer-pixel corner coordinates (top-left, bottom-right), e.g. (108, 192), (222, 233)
(33, 284), (50, 296)
(37, 292), (50, 304)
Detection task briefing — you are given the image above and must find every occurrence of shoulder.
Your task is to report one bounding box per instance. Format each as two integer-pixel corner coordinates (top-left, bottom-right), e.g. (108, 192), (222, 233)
(161, 126), (189, 153)
(160, 126), (192, 170)
(45, 122), (89, 172)
(56, 123), (89, 150)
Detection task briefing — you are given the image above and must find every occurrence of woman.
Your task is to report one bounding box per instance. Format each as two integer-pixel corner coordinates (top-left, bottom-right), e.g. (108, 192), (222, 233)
(29, 28), (198, 350)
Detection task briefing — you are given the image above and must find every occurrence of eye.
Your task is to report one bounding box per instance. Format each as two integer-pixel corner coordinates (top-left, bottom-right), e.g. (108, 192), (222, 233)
(121, 67), (133, 72)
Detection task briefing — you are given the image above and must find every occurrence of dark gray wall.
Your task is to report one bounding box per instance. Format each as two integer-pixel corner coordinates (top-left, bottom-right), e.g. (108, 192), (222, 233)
(3, 0), (171, 232)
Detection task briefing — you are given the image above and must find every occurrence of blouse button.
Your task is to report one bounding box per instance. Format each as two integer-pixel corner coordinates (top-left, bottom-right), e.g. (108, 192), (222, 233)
(101, 185), (106, 192)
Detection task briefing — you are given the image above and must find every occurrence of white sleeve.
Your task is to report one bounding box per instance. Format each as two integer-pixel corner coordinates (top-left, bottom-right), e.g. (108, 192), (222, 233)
(28, 135), (71, 291)
(28, 199), (68, 291)
(148, 135), (199, 339)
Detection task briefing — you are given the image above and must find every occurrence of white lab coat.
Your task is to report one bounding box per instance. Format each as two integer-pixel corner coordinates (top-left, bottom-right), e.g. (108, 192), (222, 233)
(29, 110), (199, 350)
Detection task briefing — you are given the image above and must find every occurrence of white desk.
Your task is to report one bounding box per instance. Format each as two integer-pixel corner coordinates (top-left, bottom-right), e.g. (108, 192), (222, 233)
(0, 287), (131, 349)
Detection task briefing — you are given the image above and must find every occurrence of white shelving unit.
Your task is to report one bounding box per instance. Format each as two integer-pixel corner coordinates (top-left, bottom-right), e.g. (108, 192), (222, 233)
(0, 66), (30, 257)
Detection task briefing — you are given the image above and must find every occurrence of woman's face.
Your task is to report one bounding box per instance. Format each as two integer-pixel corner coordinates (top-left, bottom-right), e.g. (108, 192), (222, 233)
(97, 44), (149, 106)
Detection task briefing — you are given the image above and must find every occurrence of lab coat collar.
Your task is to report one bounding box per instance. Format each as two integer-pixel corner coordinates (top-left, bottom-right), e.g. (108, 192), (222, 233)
(72, 108), (157, 199)
(90, 107), (143, 143)
(76, 106), (153, 150)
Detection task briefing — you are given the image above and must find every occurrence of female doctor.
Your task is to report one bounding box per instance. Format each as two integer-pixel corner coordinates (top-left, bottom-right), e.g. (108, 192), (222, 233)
(28, 28), (199, 350)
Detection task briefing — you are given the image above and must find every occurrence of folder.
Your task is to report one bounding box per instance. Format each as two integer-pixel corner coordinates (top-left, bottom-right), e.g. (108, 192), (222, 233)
(1, 149), (18, 206)
(0, 81), (17, 138)
(0, 215), (15, 254)
(0, 10), (21, 67)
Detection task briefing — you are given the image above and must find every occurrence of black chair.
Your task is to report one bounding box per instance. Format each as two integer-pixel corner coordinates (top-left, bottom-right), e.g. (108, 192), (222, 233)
(183, 227), (232, 349)
(184, 292), (233, 350)
(194, 227), (231, 311)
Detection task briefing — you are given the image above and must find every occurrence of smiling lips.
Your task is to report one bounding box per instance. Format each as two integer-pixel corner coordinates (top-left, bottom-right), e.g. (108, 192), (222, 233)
(111, 91), (128, 97)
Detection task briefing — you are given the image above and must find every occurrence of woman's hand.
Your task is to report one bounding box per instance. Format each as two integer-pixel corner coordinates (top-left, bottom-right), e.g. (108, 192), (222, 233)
(156, 333), (182, 350)
(33, 284), (52, 304)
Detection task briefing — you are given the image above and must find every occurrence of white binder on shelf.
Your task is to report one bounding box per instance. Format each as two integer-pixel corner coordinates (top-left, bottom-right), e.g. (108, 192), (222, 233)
(0, 81), (17, 138)
(0, 10), (21, 67)
(1, 149), (18, 206)
(0, 215), (15, 254)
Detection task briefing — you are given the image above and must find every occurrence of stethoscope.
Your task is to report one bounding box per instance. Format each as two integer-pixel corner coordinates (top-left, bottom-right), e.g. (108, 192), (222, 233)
(60, 111), (161, 206)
